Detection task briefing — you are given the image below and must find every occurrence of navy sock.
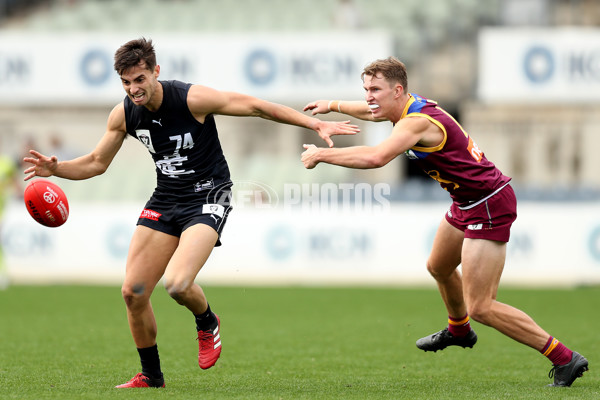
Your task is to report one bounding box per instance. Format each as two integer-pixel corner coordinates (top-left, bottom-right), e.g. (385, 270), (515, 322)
(137, 344), (162, 380)
(194, 304), (216, 331)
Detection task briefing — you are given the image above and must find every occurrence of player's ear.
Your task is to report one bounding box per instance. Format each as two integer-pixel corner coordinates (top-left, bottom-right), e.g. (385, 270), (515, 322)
(394, 84), (404, 98)
(154, 65), (160, 78)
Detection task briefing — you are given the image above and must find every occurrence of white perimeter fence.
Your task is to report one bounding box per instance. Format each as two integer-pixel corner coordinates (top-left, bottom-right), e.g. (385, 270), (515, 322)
(3, 201), (600, 287)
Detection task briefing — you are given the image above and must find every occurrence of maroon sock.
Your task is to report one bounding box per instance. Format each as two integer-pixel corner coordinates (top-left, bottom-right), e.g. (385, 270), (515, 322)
(447, 314), (471, 337)
(541, 336), (573, 366)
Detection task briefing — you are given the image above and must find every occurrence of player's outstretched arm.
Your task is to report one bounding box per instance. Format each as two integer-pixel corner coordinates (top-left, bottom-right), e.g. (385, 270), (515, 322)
(304, 100), (377, 121)
(187, 86), (359, 147)
(301, 117), (431, 170)
(301, 143), (385, 170)
(23, 103), (128, 181)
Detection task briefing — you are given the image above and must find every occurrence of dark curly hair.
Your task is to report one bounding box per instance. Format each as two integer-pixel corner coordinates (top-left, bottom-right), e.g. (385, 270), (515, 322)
(113, 37), (156, 76)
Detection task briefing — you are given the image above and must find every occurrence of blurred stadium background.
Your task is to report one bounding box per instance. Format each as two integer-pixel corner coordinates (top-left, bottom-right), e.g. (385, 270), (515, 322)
(0, 0), (599, 287)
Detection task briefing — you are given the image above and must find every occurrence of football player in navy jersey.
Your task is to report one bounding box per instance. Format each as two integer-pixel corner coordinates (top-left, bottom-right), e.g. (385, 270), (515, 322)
(301, 56), (588, 387)
(22, 37), (359, 388)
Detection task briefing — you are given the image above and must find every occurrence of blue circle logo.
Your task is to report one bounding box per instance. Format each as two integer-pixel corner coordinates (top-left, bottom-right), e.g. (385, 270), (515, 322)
(80, 49), (111, 86)
(106, 223), (133, 259)
(523, 46), (554, 84)
(265, 225), (295, 260)
(588, 226), (600, 263)
(244, 49), (276, 86)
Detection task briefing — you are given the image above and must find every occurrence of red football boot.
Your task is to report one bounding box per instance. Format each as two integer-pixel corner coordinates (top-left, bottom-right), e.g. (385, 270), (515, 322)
(198, 314), (222, 369)
(115, 373), (165, 388)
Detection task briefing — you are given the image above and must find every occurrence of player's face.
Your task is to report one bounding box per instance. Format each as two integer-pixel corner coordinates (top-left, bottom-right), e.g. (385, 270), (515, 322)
(120, 63), (160, 109)
(363, 73), (401, 122)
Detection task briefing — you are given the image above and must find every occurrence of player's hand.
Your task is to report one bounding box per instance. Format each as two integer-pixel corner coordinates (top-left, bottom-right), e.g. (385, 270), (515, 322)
(23, 150), (58, 181)
(301, 144), (320, 169)
(315, 120), (359, 148)
(303, 100), (330, 115)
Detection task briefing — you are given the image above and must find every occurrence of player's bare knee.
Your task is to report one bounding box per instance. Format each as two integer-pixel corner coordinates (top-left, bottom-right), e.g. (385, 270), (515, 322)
(164, 278), (192, 304)
(426, 260), (447, 281)
(121, 283), (147, 309)
(467, 303), (492, 325)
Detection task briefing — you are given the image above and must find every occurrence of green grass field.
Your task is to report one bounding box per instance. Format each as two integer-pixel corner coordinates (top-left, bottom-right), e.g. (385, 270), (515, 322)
(0, 285), (597, 399)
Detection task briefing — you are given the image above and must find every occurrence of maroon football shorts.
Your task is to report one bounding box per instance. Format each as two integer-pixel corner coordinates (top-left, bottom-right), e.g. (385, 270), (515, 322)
(445, 184), (517, 243)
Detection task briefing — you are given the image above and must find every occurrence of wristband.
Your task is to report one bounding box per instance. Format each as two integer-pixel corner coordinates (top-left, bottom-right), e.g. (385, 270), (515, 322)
(327, 100), (340, 112)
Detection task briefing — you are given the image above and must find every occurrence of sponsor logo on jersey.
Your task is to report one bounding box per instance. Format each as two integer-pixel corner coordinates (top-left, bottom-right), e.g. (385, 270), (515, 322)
(194, 179), (214, 192)
(467, 136), (483, 162)
(140, 209), (162, 221)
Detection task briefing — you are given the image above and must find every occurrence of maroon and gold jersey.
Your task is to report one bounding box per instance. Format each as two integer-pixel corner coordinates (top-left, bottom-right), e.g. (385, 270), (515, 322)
(402, 93), (511, 206)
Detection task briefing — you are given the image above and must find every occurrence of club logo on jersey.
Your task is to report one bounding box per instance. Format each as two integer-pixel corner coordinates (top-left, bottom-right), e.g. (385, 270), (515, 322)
(140, 209), (161, 221)
(156, 155), (195, 178)
(136, 130), (156, 153)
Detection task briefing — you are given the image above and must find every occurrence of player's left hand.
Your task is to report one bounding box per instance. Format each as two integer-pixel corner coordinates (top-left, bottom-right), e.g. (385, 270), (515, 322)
(315, 120), (359, 147)
(301, 144), (320, 169)
(303, 100), (330, 115)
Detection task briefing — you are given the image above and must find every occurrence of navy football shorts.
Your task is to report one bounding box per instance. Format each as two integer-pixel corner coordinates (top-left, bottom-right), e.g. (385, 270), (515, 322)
(136, 188), (232, 246)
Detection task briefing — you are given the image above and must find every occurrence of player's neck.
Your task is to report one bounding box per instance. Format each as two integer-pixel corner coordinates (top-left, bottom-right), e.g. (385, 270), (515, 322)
(145, 81), (164, 113)
(388, 95), (410, 123)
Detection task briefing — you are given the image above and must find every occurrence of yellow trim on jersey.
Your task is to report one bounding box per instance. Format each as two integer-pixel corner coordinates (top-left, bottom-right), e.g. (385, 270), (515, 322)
(404, 113), (447, 153)
(400, 95), (416, 119)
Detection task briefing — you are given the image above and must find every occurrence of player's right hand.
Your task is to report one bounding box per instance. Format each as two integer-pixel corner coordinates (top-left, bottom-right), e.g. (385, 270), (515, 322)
(23, 150), (58, 181)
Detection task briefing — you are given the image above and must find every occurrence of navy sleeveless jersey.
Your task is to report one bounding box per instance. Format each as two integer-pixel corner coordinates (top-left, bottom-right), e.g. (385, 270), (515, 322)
(402, 93), (511, 206)
(123, 80), (231, 195)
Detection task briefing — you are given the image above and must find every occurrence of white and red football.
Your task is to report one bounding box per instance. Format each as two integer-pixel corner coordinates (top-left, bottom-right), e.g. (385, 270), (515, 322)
(23, 179), (69, 227)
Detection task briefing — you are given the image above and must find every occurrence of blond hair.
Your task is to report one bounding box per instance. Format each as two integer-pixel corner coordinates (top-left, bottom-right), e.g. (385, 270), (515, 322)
(361, 57), (408, 90)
